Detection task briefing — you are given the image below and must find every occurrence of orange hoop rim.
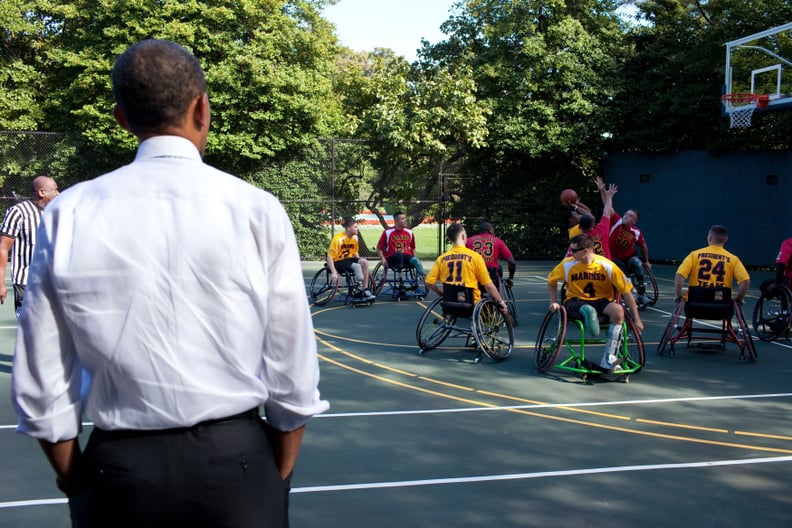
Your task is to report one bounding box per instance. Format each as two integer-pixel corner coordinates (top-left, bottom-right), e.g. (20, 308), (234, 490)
(721, 93), (759, 104)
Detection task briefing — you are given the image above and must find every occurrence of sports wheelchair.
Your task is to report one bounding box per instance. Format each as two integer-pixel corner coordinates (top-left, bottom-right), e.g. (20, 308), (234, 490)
(534, 293), (645, 382)
(486, 267), (518, 325)
(752, 280), (792, 341)
(309, 263), (376, 307)
(657, 286), (756, 361)
(371, 261), (427, 301)
(615, 259), (658, 310)
(415, 285), (514, 363)
(631, 266), (658, 310)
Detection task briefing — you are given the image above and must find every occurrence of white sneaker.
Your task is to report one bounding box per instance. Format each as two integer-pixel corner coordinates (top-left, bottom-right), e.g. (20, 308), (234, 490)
(636, 293), (651, 305)
(363, 289), (376, 300)
(600, 357), (624, 373)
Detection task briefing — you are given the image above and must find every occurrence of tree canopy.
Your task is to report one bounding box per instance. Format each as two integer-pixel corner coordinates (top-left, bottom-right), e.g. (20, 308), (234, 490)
(2, 0), (791, 258)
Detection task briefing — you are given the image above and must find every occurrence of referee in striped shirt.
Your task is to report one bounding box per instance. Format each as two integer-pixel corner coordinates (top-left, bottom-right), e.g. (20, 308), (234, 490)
(0, 175), (59, 317)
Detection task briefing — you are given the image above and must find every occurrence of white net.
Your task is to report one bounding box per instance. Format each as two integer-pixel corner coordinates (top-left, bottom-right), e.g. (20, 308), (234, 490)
(722, 94), (758, 128)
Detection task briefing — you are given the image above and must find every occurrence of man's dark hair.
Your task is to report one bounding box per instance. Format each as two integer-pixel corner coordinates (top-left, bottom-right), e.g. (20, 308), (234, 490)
(447, 222), (465, 242)
(570, 234), (594, 249)
(111, 39), (207, 134)
(478, 221), (493, 234)
(709, 225), (728, 243)
(578, 214), (594, 232)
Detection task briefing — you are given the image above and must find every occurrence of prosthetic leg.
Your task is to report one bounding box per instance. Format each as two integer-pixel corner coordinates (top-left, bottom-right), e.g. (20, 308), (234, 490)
(599, 323), (623, 371)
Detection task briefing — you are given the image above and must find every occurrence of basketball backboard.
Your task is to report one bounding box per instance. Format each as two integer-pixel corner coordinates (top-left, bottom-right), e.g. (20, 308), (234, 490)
(723, 21), (792, 118)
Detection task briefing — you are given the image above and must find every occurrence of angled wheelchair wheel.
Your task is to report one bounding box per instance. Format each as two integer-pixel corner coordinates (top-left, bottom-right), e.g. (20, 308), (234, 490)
(309, 267), (337, 306)
(416, 297), (453, 352)
(752, 285), (792, 341)
(371, 262), (387, 296)
(657, 299), (684, 355)
(621, 314), (646, 372)
(504, 285), (518, 325)
(734, 301), (758, 362)
(411, 268), (427, 300)
(643, 267), (659, 307)
(472, 299), (514, 361)
(535, 307), (567, 373)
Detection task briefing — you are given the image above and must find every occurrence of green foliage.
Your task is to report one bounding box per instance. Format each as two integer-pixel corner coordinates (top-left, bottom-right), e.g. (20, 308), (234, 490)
(0, 1), (47, 130)
(4, 0), (345, 175)
(420, 0), (624, 255)
(334, 47), (490, 228)
(244, 156), (329, 259)
(4, 0), (792, 262)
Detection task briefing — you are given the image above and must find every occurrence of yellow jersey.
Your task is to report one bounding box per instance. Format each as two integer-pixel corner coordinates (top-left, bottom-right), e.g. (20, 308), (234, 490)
(327, 232), (359, 262)
(676, 245), (749, 290)
(425, 245), (492, 304)
(568, 224), (583, 240)
(547, 255), (632, 302)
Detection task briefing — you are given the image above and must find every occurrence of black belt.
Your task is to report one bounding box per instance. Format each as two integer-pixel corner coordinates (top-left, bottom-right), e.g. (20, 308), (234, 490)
(92, 408), (261, 440)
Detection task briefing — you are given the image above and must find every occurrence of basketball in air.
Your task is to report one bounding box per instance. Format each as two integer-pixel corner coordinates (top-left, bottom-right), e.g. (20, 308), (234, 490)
(560, 188), (578, 207)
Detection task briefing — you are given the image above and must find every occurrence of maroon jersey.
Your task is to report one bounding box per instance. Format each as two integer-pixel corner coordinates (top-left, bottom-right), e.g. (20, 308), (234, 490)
(377, 227), (416, 257)
(776, 238), (792, 282)
(608, 213), (645, 262)
(466, 233), (513, 268)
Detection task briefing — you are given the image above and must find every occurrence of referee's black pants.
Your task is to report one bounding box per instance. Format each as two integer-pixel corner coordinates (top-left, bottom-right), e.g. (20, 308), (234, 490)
(68, 409), (290, 528)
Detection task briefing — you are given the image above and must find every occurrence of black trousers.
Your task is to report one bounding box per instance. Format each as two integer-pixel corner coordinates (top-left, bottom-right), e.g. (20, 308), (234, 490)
(68, 410), (289, 528)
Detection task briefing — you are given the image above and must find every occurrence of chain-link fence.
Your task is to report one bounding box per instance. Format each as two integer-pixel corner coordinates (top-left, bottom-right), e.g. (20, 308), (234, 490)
(0, 131), (94, 217)
(0, 132), (457, 260)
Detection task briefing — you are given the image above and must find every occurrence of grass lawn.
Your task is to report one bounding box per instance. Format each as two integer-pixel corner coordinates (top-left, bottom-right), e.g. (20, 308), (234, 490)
(356, 224), (446, 260)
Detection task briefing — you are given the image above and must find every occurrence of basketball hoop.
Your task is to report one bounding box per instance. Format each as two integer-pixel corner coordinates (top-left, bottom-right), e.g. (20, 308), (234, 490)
(721, 93), (759, 128)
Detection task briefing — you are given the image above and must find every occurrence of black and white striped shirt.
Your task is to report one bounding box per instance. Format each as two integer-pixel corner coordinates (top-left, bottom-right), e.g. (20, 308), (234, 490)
(0, 200), (42, 286)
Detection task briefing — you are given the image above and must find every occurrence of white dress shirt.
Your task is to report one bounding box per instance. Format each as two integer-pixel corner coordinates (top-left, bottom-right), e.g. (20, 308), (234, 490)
(12, 136), (329, 443)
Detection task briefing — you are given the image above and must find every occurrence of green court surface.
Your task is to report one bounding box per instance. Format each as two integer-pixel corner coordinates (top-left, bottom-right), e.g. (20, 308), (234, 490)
(1, 261), (791, 527)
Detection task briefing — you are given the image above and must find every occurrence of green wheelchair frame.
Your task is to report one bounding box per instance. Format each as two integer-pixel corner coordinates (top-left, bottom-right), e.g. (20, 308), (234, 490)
(535, 302), (645, 382)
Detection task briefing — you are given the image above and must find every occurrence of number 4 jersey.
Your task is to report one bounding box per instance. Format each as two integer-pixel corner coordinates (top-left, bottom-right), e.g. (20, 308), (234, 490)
(547, 255), (633, 302)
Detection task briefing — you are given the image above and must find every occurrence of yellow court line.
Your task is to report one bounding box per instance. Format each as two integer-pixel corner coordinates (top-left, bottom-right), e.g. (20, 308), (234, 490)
(373, 364), (418, 377)
(319, 337), (783, 435)
(502, 406), (792, 455)
(315, 329), (418, 349)
(417, 377), (476, 391)
(636, 419), (729, 433)
(319, 352), (498, 409)
(476, 390), (632, 421)
(316, 327), (533, 350)
(314, 308), (791, 453)
(319, 345), (792, 455)
(735, 431), (792, 441)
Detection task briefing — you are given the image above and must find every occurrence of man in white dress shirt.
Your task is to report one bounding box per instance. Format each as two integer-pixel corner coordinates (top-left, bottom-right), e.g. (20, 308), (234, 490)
(12, 39), (328, 527)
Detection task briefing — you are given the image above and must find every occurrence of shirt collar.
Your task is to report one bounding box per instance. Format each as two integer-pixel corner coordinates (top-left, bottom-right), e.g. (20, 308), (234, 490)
(135, 136), (202, 162)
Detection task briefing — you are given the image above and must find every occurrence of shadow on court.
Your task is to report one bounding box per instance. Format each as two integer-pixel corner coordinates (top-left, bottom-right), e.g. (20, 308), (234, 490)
(1, 262), (791, 526)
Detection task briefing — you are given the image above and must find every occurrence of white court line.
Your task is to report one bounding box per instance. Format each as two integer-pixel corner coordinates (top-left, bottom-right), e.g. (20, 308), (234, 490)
(0, 498), (66, 509)
(292, 455), (792, 493)
(315, 392), (792, 418)
(1, 393), (789, 430)
(647, 305), (792, 350)
(3, 456), (791, 508)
